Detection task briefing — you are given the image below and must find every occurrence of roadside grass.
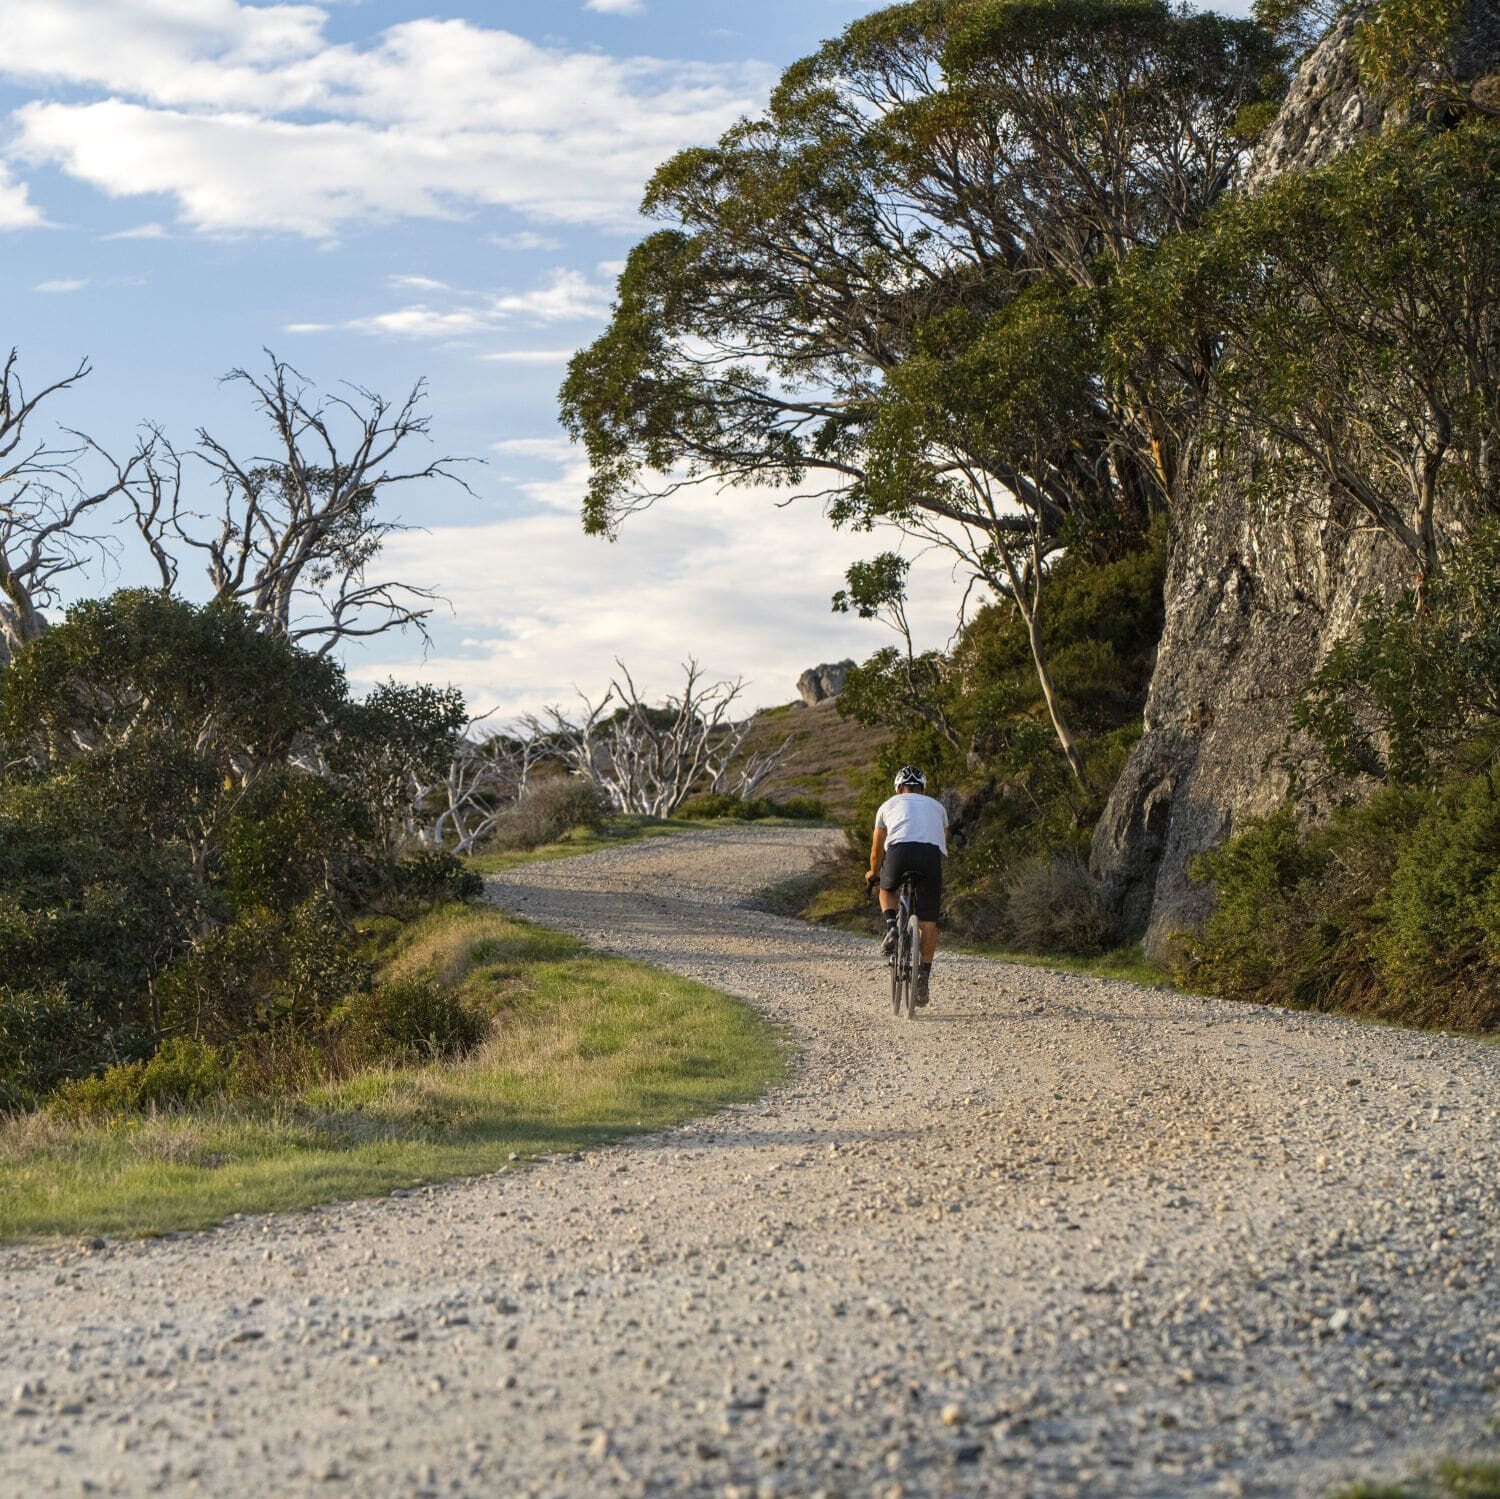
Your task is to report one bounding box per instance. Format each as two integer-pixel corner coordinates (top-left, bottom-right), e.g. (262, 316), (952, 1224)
(1330, 1461), (1500, 1499)
(0, 905), (786, 1243)
(957, 940), (1175, 989)
(466, 813), (687, 876)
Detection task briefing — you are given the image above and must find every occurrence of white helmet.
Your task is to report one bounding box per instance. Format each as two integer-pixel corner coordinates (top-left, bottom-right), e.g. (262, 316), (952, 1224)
(893, 765), (926, 791)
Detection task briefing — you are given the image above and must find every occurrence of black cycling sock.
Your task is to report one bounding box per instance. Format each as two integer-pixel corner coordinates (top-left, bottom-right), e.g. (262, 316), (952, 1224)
(920, 961), (932, 974)
(884, 910), (898, 927)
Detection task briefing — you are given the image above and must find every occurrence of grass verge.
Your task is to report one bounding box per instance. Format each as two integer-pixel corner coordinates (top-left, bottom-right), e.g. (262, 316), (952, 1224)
(465, 813), (688, 876)
(1330, 1461), (1500, 1499)
(0, 905), (786, 1243)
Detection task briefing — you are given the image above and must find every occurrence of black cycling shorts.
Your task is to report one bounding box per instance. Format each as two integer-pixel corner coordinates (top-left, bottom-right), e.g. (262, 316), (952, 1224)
(879, 841), (944, 922)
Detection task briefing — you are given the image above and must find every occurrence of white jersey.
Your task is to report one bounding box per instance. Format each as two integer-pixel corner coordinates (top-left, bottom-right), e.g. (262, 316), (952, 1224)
(875, 792), (948, 856)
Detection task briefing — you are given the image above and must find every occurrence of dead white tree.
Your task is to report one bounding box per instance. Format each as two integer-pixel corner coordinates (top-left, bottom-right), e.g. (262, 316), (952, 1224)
(0, 352), (154, 665)
(413, 718), (545, 855)
(707, 722), (794, 800)
(131, 353), (473, 656)
(523, 660), (790, 817)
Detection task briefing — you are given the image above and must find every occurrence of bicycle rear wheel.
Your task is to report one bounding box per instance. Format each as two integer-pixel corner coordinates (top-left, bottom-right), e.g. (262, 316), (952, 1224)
(902, 912), (922, 1018)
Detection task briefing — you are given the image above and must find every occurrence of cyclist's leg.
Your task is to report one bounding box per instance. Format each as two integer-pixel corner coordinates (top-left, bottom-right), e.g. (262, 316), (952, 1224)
(918, 921), (938, 963)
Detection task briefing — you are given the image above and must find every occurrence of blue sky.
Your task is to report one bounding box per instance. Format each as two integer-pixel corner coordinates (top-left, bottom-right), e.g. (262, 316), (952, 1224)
(0, 0), (1249, 718)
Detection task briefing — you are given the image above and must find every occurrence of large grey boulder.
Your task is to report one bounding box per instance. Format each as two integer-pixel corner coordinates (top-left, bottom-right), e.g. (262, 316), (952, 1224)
(796, 660), (855, 706)
(1091, 1), (1499, 959)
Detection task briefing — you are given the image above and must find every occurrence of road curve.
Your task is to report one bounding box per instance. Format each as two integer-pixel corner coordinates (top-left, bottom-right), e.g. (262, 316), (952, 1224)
(1, 824), (1496, 1498)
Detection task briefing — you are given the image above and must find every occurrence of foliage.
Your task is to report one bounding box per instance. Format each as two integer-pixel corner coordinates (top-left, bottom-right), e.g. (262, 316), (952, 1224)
(0, 589), (344, 781)
(1294, 525), (1500, 787)
(327, 979), (487, 1067)
(0, 775), (200, 1029)
(391, 850), (485, 907)
(155, 902), (371, 1046)
(1185, 750), (1500, 1031)
(327, 678), (467, 857)
(1119, 122), (1500, 590)
(484, 774), (611, 852)
(47, 1038), (228, 1121)
(677, 792), (826, 821)
(1003, 852), (1117, 955)
(0, 986), (113, 1111)
(223, 766), (368, 911)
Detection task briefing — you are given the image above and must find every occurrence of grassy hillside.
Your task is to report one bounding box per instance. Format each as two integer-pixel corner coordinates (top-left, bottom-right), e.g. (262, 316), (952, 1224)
(738, 699), (890, 820)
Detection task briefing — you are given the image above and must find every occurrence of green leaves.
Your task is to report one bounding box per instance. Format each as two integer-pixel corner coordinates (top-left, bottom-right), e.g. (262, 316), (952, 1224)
(1295, 523), (1500, 787)
(1119, 122), (1500, 579)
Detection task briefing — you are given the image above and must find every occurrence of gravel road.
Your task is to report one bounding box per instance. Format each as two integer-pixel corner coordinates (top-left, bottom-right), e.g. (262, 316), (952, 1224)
(2, 825), (1496, 1498)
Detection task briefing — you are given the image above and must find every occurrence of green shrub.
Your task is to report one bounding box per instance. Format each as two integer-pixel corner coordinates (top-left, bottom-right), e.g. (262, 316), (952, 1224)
(775, 796), (827, 820)
(327, 978), (487, 1066)
(224, 767), (367, 912)
(0, 779), (198, 1028)
(0, 986), (113, 1111)
(486, 777), (608, 851)
(392, 850), (484, 906)
(679, 792), (761, 820)
(1003, 852), (1116, 955)
(679, 793), (826, 821)
(1375, 773), (1500, 1020)
(48, 1037), (227, 1120)
(1186, 770), (1500, 1031)
(156, 901), (370, 1044)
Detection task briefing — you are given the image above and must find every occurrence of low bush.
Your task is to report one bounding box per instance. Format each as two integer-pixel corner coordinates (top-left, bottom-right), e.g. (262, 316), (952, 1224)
(0, 986), (113, 1111)
(48, 1037), (227, 1120)
(1003, 852), (1116, 955)
(485, 777), (609, 851)
(1186, 761), (1500, 1031)
(223, 767), (366, 913)
(392, 850), (484, 906)
(678, 793), (826, 821)
(327, 978), (488, 1066)
(156, 901), (371, 1044)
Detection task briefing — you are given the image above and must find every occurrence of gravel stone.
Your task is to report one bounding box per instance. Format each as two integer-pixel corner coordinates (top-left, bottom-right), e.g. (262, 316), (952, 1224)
(0, 825), (1495, 1498)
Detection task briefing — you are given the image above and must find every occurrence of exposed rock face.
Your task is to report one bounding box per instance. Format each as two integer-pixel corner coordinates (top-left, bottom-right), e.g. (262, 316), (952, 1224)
(1092, 2), (1498, 959)
(796, 660), (855, 706)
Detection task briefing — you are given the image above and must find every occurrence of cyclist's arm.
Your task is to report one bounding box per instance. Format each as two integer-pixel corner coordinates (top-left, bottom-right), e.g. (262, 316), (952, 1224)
(868, 824), (887, 881)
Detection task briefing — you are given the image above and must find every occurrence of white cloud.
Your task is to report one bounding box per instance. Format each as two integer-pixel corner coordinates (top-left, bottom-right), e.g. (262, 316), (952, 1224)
(0, 164), (45, 229)
(321, 268), (611, 341)
(585, 0), (646, 14)
(349, 468), (972, 718)
(487, 269), (610, 322)
(100, 221), (170, 240)
(4, 5), (770, 237)
(489, 231), (563, 252)
(481, 350), (577, 365)
(34, 277), (90, 293)
(491, 437), (577, 461)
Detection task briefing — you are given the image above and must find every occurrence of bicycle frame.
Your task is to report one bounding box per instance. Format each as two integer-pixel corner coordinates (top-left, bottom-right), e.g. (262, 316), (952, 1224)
(889, 873), (921, 1019)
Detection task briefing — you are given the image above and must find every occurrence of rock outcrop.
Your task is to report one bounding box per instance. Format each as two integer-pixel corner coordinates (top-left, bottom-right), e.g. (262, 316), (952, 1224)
(796, 660), (855, 706)
(1092, 2), (1499, 958)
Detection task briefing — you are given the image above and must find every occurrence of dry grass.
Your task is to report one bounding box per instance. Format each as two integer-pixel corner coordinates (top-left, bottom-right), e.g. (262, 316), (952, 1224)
(0, 907), (786, 1242)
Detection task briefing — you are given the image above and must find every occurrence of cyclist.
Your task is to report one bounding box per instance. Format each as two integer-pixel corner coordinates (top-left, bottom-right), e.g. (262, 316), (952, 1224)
(864, 765), (948, 1005)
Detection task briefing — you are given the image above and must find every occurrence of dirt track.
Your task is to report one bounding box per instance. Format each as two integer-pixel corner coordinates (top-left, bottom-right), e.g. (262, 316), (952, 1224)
(2, 825), (1496, 1497)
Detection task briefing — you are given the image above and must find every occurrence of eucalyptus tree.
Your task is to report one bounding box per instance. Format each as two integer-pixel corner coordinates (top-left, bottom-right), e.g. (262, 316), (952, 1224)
(1119, 121), (1500, 605)
(562, 0), (1281, 778)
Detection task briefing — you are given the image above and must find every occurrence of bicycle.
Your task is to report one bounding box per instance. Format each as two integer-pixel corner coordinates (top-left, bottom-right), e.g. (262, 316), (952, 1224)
(871, 872), (922, 1020)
